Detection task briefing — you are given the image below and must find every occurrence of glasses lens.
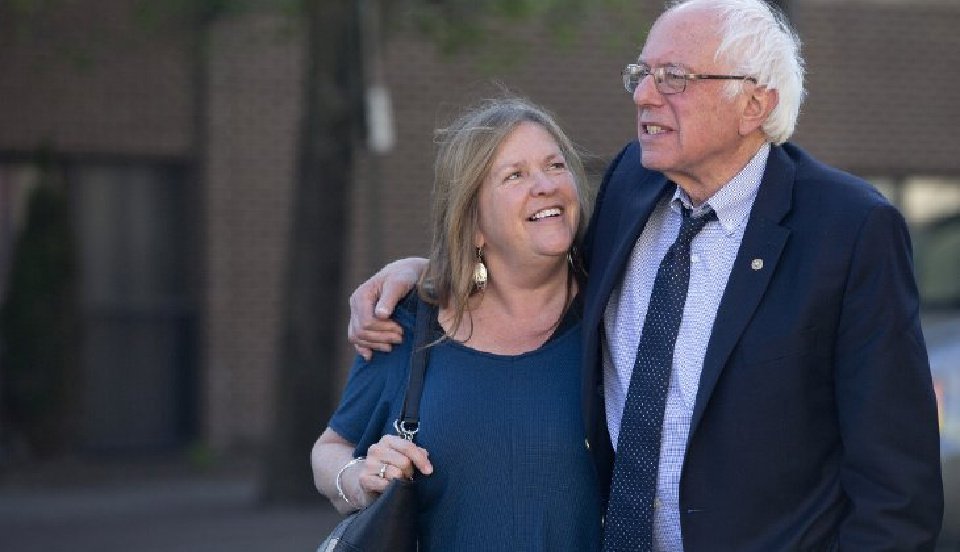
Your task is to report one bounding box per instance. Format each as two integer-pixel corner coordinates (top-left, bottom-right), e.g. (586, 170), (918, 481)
(661, 67), (687, 94)
(622, 65), (641, 93)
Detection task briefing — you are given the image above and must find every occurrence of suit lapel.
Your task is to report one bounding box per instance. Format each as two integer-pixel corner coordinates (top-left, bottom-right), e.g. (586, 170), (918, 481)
(588, 171), (673, 328)
(689, 146), (795, 434)
(582, 146), (671, 478)
(584, 160), (676, 328)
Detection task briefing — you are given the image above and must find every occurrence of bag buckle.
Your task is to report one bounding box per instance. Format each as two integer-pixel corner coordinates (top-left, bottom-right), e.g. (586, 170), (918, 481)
(394, 419), (419, 441)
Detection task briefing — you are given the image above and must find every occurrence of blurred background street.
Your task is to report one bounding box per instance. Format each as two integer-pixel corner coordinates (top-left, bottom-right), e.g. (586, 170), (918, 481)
(0, 454), (340, 552)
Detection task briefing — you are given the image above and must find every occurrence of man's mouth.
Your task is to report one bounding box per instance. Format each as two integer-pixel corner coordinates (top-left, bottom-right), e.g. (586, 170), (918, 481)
(643, 124), (670, 135)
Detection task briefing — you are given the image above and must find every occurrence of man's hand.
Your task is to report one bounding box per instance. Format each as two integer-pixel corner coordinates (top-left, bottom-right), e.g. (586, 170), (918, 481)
(348, 257), (429, 360)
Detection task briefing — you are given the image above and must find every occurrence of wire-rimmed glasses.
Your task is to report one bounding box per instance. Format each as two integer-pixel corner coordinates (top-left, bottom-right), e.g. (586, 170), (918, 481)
(622, 63), (757, 95)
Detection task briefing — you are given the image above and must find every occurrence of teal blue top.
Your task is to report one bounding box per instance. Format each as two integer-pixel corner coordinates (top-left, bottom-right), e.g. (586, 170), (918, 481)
(328, 293), (601, 551)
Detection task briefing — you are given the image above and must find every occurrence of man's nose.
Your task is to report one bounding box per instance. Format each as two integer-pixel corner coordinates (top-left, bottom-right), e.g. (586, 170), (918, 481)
(633, 73), (662, 107)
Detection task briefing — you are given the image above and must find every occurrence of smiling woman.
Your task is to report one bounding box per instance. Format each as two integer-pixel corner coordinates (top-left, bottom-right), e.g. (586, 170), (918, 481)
(310, 98), (602, 551)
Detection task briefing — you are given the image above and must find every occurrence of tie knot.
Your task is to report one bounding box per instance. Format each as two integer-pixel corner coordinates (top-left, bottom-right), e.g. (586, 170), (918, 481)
(678, 207), (715, 244)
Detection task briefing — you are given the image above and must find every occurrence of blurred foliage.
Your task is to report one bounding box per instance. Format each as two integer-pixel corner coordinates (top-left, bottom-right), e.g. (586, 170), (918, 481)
(129, 0), (652, 64)
(0, 151), (78, 458)
(132, 0), (245, 27)
(411, 0), (600, 50)
(5, 0), (58, 17)
(401, 0), (650, 68)
(186, 440), (218, 471)
(5, 0), (650, 72)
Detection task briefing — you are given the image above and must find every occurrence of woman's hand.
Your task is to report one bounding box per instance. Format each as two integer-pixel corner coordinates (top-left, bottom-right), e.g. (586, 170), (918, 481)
(358, 435), (434, 496)
(312, 430), (434, 514)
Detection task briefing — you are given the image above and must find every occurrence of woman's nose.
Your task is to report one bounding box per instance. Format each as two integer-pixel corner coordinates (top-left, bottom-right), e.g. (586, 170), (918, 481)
(530, 171), (559, 195)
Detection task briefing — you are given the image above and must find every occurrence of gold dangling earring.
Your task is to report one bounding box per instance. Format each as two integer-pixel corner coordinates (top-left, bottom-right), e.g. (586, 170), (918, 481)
(472, 246), (488, 291)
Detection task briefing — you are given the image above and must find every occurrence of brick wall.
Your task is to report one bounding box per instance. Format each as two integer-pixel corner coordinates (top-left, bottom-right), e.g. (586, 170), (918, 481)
(793, 0), (960, 174)
(203, 13), (304, 449)
(0, 0), (194, 157)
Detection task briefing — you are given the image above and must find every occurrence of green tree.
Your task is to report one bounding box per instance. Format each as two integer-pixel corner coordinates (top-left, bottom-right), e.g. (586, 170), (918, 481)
(260, 0), (365, 502)
(0, 153), (78, 458)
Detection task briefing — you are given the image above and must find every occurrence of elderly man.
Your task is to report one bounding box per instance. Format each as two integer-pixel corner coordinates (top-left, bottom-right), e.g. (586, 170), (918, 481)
(346, 0), (943, 549)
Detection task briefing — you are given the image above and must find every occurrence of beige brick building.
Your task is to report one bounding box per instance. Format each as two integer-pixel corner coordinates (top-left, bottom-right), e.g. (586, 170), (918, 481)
(1, 0), (958, 455)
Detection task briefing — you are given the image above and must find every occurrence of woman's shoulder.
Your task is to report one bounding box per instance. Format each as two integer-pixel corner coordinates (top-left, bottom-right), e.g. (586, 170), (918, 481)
(392, 289), (424, 331)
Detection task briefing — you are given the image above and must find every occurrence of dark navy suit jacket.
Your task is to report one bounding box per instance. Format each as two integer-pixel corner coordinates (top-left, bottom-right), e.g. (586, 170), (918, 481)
(581, 142), (943, 550)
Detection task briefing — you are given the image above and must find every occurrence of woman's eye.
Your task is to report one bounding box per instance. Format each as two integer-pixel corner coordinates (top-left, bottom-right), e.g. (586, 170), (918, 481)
(550, 161), (566, 171)
(504, 171), (522, 182)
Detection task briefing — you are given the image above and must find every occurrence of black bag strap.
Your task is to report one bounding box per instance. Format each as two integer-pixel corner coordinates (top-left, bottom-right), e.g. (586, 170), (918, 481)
(394, 296), (436, 443)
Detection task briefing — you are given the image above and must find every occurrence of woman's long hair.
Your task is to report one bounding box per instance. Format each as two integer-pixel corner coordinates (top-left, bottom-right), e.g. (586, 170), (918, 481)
(419, 97), (590, 338)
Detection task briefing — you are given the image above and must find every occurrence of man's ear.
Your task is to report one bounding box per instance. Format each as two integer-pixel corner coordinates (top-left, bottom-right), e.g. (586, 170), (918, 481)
(740, 86), (779, 136)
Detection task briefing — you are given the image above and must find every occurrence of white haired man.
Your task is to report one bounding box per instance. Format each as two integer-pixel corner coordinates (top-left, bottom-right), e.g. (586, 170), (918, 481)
(347, 0), (943, 549)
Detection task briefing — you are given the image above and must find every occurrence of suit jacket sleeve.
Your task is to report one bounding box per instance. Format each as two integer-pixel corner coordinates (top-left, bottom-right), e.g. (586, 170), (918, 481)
(835, 202), (944, 549)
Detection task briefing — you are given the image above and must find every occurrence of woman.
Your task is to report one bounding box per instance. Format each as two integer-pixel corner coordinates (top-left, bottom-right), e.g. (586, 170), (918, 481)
(311, 98), (600, 551)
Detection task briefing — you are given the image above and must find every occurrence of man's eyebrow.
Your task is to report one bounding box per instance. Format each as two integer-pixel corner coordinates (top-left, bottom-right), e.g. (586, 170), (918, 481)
(637, 59), (688, 68)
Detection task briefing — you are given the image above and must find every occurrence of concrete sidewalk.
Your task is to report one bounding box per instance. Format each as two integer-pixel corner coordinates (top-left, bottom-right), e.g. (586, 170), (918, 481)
(0, 464), (342, 552)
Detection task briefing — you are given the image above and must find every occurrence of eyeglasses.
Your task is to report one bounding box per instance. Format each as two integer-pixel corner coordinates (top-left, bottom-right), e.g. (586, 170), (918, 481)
(622, 63), (757, 95)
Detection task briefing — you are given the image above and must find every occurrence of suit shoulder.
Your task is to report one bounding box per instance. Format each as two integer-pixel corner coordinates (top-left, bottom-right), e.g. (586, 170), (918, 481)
(782, 143), (894, 214)
(605, 141), (642, 177)
(602, 141), (664, 200)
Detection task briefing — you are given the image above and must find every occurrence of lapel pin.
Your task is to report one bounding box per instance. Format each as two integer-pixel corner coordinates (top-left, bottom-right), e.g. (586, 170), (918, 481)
(751, 258), (764, 271)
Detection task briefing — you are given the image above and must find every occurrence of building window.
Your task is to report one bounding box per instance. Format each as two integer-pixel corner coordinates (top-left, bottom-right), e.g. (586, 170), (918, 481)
(0, 159), (198, 451)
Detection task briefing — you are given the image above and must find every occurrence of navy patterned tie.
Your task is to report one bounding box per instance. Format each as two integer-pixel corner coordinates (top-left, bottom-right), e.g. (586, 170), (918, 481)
(602, 206), (716, 551)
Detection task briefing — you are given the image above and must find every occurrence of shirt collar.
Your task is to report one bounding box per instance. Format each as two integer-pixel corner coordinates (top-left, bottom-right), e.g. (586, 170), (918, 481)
(670, 143), (771, 235)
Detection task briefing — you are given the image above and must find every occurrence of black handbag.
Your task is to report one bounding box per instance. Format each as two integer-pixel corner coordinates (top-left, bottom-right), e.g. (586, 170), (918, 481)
(318, 297), (435, 552)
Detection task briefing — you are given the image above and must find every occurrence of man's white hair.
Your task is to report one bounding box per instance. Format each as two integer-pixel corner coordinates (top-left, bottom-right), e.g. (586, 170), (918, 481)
(666, 0), (806, 144)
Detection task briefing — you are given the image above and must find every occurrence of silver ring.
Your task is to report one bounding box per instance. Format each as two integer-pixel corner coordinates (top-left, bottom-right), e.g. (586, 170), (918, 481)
(378, 463), (387, 479)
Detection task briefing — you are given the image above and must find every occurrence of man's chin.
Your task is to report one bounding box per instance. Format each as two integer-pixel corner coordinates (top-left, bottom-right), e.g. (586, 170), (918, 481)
(639, 153), (668, 172)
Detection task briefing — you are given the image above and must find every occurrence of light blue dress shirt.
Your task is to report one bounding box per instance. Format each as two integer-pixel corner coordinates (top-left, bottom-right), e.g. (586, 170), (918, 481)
(602, 144), (770, 551)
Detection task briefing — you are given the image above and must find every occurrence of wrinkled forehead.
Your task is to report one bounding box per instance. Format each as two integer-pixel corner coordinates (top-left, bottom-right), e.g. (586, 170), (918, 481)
(640, 7), (724, 69)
